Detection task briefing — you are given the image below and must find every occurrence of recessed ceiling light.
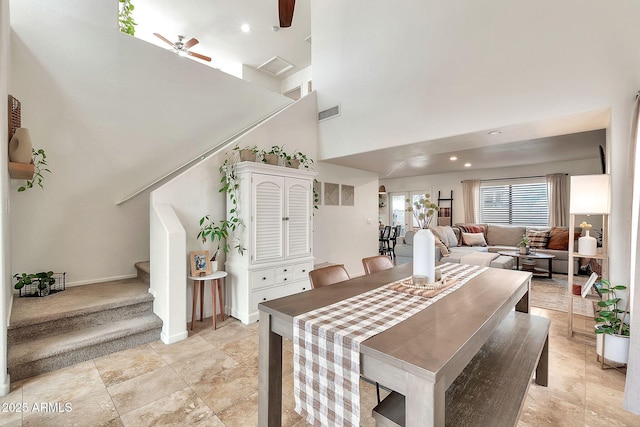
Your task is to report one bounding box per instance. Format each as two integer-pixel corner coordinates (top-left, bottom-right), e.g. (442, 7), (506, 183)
(241, 23), (251, 33)
(488, 130), (502, 135)
(449, 156), (458, 161)
(464, 163), (472, 167)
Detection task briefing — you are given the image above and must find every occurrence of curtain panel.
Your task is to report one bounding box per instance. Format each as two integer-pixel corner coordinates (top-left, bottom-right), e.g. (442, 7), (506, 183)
(462, 180), (480, 223)
(546, 173), (568, 227)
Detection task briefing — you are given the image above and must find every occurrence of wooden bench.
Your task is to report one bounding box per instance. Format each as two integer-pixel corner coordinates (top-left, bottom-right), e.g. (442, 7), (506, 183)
(372, 311), (550, 427)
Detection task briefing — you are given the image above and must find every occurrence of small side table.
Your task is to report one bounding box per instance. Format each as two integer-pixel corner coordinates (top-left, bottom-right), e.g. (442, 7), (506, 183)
(188, 271), (228, 330)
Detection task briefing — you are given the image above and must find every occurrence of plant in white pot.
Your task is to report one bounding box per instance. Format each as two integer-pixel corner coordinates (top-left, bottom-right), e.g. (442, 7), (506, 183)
(594, 279), (630, 365)
(197, 216), (245, 269)
(518, 234), (530, 255)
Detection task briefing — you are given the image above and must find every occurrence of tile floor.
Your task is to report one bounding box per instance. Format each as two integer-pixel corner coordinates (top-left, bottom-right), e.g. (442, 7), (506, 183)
(1, 309), (639, 426)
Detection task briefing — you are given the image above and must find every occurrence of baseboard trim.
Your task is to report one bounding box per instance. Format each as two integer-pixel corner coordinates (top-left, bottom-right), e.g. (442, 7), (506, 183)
(0, 374), (10, 397)
(65, 274), (138, 288)
(161, 329), (188, 345)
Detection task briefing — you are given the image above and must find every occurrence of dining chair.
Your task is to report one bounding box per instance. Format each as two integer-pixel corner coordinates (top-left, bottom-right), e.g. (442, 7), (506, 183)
(379, 225), (392, 255)
(308, 264), (350, 289)
(389, 225), (402, 258)
(362, 255), (394, 275)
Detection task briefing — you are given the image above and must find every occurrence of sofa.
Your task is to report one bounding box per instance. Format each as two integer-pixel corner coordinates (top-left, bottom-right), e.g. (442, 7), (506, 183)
(395, 223), (581, 274)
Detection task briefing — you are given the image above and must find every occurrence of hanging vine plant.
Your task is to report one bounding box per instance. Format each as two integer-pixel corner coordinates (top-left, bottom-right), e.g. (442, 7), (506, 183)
(119, 0), (137, 36)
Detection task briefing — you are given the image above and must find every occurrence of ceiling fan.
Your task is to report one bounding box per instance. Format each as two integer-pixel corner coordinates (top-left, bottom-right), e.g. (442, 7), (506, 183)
(153, 33), (212, 62)
(278, 0), (296, 28)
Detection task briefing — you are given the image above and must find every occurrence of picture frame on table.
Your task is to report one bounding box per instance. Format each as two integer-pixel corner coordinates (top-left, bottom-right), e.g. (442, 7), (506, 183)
(189, 250), (211, 276)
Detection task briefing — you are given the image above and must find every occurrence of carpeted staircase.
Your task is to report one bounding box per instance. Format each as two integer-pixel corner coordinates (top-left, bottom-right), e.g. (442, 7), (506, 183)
(7, 262), (161, 382)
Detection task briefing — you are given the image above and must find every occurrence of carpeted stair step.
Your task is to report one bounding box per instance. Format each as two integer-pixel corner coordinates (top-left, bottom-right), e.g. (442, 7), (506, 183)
(135, 261), (150, 285)
(8, 313), (162, 382)
(8, 279), (154, 345)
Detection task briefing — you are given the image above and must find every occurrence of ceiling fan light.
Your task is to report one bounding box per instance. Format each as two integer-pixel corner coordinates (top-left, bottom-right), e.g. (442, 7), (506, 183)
(177, 50), (187, 57)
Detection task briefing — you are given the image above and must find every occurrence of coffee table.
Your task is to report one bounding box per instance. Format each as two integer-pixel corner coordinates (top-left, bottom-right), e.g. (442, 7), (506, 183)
(498, 250), (555, 279)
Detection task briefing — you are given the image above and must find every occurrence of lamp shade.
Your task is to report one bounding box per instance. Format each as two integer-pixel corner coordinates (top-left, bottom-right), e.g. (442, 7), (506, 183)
(378, 185), (386, 194)
(569, 174), (611, 214)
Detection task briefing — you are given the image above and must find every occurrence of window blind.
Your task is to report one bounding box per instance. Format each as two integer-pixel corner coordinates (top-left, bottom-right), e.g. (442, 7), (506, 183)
(479, 179), (549, 226)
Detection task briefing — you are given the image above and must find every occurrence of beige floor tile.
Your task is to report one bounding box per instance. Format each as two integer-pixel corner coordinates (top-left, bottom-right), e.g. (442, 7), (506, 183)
(21, 361), (104, 406)
(196, 319), (254, 347)
(170, 348), (238, 385)
(23, 388), (120, 427)
(0, 381), (23, 426)
(149, 335), (216, 365)
(107, 365), (187, 415)
(119, 388), (222, 427)
(94, 343), (167, 387)
(220, 334), (259, 368)
(519, 387), (586, 426)
(217, 392), (303, 427)
(191, 365), (259, 413)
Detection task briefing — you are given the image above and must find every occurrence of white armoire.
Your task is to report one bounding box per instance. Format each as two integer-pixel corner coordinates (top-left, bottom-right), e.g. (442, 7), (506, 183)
(226, 162), (316, 324)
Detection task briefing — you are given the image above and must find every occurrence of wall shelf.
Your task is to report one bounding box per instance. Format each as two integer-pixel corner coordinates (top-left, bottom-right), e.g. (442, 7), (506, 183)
(8, 161), (34, 180)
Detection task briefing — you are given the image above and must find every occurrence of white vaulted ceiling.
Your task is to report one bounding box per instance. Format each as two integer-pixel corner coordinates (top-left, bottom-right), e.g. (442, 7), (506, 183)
(132, 0), (311, 79)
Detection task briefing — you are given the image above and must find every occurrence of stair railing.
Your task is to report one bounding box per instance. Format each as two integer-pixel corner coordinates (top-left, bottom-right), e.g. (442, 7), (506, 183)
(116, 101), (293, 205)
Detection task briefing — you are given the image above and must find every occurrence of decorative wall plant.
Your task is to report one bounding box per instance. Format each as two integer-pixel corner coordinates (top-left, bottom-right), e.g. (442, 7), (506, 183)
(18, 148), (51, 192)
(119, 0), (137, 35)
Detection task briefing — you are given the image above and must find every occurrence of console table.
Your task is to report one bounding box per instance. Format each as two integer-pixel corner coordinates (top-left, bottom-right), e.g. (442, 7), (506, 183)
(258, 263), (537, 426)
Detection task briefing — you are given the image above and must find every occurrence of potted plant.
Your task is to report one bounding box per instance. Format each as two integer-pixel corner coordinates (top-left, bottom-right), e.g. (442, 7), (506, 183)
(197, 216), (245, 269)
(518, 234), (530, 255)
(236, 145), (259, 162)
(594, 279), (630, 364)
(284, 150), (315, 169)
(18, 148), (51, 192)
(262, 145), (284, 165)
(14, 271), (57, 297)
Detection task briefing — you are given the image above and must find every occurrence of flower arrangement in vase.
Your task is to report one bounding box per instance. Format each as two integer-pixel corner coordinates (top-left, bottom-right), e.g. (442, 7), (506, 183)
(405, 194), (439, 229)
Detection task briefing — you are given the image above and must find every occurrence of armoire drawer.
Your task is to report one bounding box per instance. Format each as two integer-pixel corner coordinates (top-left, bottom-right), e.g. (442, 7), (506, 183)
(294, 262), (313, 280)
(251, 269), (276, 290)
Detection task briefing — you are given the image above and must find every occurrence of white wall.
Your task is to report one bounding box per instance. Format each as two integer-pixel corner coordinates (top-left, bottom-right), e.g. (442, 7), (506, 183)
(281, 66), (312, 98)
(151, 93), (318, 325)
(381, 158), (601, 226)
(8, 0), (290, 285)
(1, 0), (11, 397)
(313, 163), (379, 276)
(242, 64), (281, 93)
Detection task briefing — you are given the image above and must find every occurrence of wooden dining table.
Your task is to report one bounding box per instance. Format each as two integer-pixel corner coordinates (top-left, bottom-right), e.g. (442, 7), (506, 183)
(257, 262), (532, 427)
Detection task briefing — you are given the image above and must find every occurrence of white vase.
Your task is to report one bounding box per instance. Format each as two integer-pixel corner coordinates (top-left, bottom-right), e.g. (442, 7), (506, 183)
(578, 229), (597, 256)
(596, 331), (630, 364)
(8, 128), (33, 164)
(413, 228), (435, 284)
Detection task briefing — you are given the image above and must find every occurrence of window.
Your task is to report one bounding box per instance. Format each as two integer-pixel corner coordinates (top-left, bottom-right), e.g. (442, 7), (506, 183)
(479, 179), (548, 226)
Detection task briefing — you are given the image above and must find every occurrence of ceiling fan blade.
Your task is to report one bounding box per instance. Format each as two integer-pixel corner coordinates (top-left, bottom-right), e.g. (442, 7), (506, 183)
(188, 51), (212, 62)
(278, 0), (295, 28)
(183, 37), (199, 50)
(153, 33), (175, 47)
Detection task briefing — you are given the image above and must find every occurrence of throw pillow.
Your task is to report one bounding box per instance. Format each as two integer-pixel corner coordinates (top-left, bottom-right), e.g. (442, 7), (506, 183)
(458, 224), (488, 243)
(547, 227), (581, 250)
(430, 226), (448, 246)
(526, 230), (550, 248)
(434, 236), (450, 257)
(442, 226), (459, 248)
(462, 232), (487, 247)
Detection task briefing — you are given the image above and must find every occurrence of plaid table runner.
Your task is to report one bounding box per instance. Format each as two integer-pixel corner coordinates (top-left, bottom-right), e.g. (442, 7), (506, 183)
(293, 263), (487, 427)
